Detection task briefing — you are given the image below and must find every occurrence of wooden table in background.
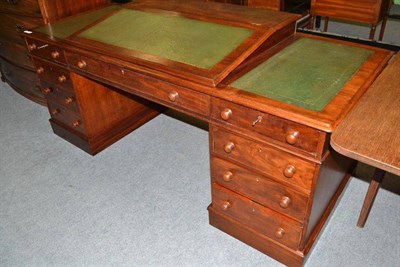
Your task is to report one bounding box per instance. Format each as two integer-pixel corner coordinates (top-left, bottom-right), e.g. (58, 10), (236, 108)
(331, 54), (400, 227)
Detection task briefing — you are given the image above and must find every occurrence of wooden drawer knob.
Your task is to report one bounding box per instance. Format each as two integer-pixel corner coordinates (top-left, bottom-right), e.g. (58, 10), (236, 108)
(275, 228), (285, 239)
(220, 108), (232, 120)
(223, 171), (233, 182)
(72, 120), (81, 128)
(65, 96), (75, 105)
(224, 142), (235, 153)
(51, 108), (60, 116)
(58, 75), (67, 83)
(286, 131), (299, 145)
(28, 43), (36, 51)
(78, 60), (87, 69)
(222, 201), (231, 211)
(279, 196), (291, 209)
(42, 87), (53, 95)
(168, 91), (179, 102)
(51, 51), (60, 59)
(36, 67), (44, 74)
(283, 164), (296, 178)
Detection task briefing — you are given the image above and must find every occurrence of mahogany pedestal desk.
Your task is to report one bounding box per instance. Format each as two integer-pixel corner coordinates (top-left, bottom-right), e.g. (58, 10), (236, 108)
(331, 54), (400, 228)
(22, 0), (392, 266)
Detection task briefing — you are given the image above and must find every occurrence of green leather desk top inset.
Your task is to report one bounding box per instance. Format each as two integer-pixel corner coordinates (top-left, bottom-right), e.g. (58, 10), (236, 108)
(78, 9), (254, 69)
(231, 38), (373, 112)
(36, 6), (119, 39)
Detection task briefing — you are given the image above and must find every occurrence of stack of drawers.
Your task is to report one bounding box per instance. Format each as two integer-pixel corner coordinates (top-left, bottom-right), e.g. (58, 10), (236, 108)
(25, 37), (162, 155)
(208, 97), (346, 265)
(0, 0), (44, 104)
(28, 39), (92, 142)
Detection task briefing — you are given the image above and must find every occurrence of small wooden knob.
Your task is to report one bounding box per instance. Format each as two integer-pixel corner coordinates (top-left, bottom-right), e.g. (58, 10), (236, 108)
(168, 91), (179, 102)
(36, 67), (44, 74)
(223, 171), (233, 182)
(72, 120), (81, 128)
(78, 60), (87, 69)
(286, 131), (299, 145)
(222, 201), (231, 211)
(224, 142), (235, 153)
(279, 196), (291, 209)
(51, 108), (60, 116)
(275, 228), (285, 239)
(283, 165), (296, 178)
(28, 43), (36, 51)
(58, 75), (66, 83)
(220, 108), (232, 120)
(51, 51), (60, 59)
(65, 96), (74, 105)
(42, 87), (53, 95)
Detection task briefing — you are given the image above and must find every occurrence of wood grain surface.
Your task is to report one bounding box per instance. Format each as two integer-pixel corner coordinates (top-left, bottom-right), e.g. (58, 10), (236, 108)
(331, 54), (400, 176)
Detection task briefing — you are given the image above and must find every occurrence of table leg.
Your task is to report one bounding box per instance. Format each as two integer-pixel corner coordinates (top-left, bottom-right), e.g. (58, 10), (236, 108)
(356, 168), (385, 228)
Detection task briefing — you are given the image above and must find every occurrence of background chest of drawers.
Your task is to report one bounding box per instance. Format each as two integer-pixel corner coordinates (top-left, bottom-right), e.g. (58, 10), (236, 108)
(0, 0), (114, 106)
(207, 0), (310, 13)
(0, 0), (44, 104)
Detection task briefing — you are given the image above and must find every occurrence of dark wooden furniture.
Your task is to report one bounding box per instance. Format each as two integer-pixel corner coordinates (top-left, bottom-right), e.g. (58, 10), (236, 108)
(309, 0), (391, 41)
(22, 0), (392, 265)
(0, 0), (111, 105)
(331, 53), (399, 228)
(0, 0), (45, 104)
(207, 0), (310, 12)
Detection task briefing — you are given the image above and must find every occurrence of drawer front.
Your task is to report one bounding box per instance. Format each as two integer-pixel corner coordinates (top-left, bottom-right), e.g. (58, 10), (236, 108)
(33, 57), (72, 89)
(0, 14), (43, 43)
(211, 98), (321, 155)
(0, 0), (42, 17)
(211, 126), (315, 191)
(0, 58), (42, 97)
(0, 39), (34, 70)
(47, 101), (86, 135)
(41, 81), (80, 114)
(211, 157), (309, 221)
(66, 51), (210, 117)
(247, 0), (280, 11)
(212, 183), (303, 249)
(26, 38), (66, 64)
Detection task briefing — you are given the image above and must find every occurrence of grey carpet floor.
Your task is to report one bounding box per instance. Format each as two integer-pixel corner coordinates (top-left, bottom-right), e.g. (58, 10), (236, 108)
(1, 13), (400, 266)
(1, 80), (399, 266)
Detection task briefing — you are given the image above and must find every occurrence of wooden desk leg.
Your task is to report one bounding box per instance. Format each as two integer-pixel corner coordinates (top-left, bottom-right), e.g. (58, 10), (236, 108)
(323, 17), (329, 32)
(369, 24), (377, 40)
(379, 0), (392, 41)
(379, 17), (388, 41)
(309, 15), (315, 29)
(357, 168), (386, 228)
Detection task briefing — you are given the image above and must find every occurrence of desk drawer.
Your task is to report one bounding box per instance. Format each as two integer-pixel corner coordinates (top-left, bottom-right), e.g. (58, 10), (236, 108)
(0, 58), (42, 98)
(42, 81), (80, 114)
(0, 39), (34, 70)
(211, 125), (315, 191)
(65, 51), (210, 117)
(26, 38), (66, 64)
(211, 183), (302, 250)
(33, 58), (72, 89)
(211, 157), (309, 221)
(211, 98), (321, 156)
(47, 101), (86, 135)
